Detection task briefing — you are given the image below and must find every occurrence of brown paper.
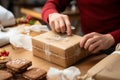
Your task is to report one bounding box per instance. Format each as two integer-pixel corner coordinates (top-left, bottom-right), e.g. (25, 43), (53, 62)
(32, 31), (89, 67)
(81, 54), (120, 80)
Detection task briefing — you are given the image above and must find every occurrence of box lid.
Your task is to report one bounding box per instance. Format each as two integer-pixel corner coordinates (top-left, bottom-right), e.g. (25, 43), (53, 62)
(32, 31), (82, 57)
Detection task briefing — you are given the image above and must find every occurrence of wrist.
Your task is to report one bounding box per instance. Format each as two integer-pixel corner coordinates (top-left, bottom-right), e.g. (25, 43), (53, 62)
(105, 34), (115, 45)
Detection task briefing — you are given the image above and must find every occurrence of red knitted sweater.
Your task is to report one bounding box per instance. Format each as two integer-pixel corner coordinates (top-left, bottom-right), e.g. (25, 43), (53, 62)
(42, 0), (120, 44)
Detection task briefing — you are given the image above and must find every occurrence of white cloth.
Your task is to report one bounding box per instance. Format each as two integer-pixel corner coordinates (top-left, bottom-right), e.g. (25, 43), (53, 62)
(9, 25), (49, 51)
(10, 33), (32, 51)
(0, 5), (15, 26)
(47, 66), (81, 80)
(0, 24), (49, 50)
(0, 32), (9, 47)
(0, 28), (14, 47)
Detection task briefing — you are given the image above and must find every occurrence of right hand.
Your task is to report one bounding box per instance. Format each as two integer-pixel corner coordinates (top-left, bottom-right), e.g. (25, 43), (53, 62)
(48, 13), (72, 35)
(80, 32), (115, 53)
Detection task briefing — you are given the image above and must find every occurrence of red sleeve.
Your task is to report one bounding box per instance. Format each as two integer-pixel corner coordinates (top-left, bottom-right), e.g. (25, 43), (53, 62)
(110, 29), (120, 45)
(41, 0), (71, 24)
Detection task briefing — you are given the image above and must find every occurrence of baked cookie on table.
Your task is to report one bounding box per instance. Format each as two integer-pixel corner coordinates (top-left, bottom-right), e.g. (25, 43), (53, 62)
(23, 68), (47, 80)
(6, 58), (32, 74)
(0, 70), (13, 80)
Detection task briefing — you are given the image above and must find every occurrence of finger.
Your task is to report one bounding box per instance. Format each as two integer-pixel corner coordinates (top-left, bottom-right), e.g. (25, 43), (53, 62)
(63, 15), (71, 35)
(80, 33), (95, 48)
(90, 40), (104, 54)
(84, 36), (101, 49)
(84, 37), (97, 49)
(54, 21), (60, 32)
(92, 45), (103, 54)
(48, 14), (56, 32)
(88, 40), (102, 52)
(49, 21), (55, 32)
(59, 18), (66, 33)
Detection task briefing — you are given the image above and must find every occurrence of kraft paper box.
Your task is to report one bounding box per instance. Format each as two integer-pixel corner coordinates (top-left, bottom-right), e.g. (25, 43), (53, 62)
(79, 53), (120, 80)
(32, 31), (89, 67)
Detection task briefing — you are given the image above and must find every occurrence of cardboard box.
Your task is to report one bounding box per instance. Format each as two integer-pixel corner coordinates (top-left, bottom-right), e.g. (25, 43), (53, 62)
(32, 31), (88, 67)
(80, 53), (120, 80)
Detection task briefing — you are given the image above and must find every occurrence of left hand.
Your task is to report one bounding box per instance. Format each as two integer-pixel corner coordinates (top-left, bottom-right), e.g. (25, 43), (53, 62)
(80, 32), (115, 53)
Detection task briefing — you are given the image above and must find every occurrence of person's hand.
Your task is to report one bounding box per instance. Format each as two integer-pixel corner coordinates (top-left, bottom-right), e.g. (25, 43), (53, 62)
(80, 32), (115, 53)
(48, 13), (72, 35)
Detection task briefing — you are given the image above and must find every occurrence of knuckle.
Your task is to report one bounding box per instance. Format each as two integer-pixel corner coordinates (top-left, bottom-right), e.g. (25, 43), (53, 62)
(92, 32), (97, 34)
(55, 27), (60, 31)
(66, 23), (71, 27)
(56, 17), (61, 21)
(84, 36), (89, 40)
(87, 39), (92, 44)
(89, 45), (94, 52)
(63, 15), (69, 19)
(49, 19), (54, 24)
(90, 45), (95, 50)
(60, 25), (65, 29)
(59, 17), (63, 20)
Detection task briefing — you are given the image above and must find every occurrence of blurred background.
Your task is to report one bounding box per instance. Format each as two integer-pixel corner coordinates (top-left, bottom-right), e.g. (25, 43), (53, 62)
(0, 0), (47, 17)
(0, 0), (81, 34)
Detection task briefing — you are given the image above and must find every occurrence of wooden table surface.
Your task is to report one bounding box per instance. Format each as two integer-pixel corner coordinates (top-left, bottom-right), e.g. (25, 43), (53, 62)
(0, 44), (107, 76)
(21, 8), (42, 20)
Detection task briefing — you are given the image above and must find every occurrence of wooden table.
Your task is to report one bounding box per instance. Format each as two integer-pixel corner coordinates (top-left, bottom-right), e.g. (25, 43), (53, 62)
(21, 8), (42, 20)
(0, 44), (107, 76)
